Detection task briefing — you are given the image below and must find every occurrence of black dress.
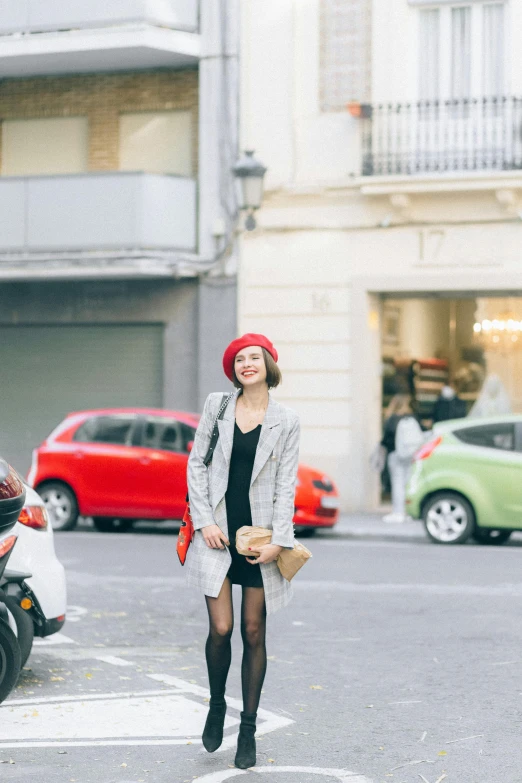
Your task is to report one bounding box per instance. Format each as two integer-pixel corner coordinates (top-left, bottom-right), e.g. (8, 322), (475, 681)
(225, 422), (263, 588)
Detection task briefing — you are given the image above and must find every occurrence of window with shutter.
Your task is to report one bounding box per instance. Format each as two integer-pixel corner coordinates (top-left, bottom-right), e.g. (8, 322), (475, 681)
(320, 0), (372, 111)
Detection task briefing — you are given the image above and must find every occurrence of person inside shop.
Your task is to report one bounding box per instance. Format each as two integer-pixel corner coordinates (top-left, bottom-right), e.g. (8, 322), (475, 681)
(432, 384), (467, 423)
(381, 394), (425, 524)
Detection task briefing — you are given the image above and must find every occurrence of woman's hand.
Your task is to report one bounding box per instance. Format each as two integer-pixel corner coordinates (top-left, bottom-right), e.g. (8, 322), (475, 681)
(246, 543), (283, 565)
(202, 524), (230, 550)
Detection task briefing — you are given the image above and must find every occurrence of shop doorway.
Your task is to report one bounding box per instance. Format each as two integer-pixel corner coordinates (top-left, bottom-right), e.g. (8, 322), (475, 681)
(379, 294), (522, 497)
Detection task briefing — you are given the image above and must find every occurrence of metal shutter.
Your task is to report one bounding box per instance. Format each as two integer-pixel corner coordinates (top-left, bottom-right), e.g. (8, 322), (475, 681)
(0, 324), (163, 473)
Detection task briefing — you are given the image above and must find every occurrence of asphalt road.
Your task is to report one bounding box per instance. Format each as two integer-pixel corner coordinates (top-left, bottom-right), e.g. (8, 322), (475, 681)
(1, 515), (521, 783)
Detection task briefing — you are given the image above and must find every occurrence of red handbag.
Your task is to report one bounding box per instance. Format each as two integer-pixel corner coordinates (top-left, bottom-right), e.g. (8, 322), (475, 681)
(176, 503), (194, 565)
(177, 393), (231, 566)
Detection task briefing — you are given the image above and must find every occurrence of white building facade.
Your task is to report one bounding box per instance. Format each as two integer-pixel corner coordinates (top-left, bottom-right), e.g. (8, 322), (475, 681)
(239, 0), (522, 510)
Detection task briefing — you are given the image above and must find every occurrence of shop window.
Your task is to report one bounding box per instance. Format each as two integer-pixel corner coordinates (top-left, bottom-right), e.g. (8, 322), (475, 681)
(454, 423), (515, 451)
(119, 111), (192, 176)
(74, 415), (136, 446)
(1, 117), (88, 176)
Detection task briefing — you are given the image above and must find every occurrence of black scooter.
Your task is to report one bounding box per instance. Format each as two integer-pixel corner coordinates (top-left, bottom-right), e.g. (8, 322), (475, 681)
(0, 458), (30, 703)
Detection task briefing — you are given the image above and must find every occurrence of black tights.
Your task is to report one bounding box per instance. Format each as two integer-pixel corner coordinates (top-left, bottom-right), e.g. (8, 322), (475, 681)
(204, 578), (267, 715)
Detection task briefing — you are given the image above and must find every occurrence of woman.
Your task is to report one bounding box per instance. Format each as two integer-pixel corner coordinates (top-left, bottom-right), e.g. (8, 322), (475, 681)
(186, 333), (299, 769)
(381, 393), (422, 523)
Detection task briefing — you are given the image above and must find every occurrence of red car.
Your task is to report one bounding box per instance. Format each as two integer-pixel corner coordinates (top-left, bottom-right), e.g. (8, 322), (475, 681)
(27, 409), (340, 535)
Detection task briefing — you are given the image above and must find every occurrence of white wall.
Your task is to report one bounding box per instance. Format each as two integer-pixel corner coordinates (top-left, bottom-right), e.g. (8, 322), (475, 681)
(239, 227), (352, 495)
(240, 0), (360, 188)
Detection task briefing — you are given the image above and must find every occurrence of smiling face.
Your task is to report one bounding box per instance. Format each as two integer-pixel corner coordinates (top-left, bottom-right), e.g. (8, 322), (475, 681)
(234, 345), (268, 388)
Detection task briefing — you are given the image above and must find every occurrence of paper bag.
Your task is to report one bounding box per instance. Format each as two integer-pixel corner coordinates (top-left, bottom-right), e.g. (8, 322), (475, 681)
(235, 525), (312, 582)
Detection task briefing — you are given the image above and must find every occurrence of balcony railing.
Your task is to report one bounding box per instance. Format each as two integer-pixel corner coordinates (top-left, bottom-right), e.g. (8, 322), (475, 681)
(360, 96), (522, 177)
(0, 172), (196, 253)
(0, 0), (199, 35)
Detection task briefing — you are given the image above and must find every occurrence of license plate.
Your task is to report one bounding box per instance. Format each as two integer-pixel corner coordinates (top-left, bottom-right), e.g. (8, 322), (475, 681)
(320, 495), (340, 509)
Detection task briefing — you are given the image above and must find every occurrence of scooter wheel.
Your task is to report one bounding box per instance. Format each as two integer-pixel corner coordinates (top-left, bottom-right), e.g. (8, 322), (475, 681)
(0, 619), (21, 703)
(3, 596), (34, 669)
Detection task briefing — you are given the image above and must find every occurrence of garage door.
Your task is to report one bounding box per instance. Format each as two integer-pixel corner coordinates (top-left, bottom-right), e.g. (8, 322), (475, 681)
(0, 325), (163, 473)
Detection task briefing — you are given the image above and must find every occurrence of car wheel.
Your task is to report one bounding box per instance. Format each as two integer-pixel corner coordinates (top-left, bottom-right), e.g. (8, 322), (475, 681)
(0, 619), (21, 704)
(2, 596), (34, 669)
(294, 527), (316, 538)
(93, 518), (134, 533)
(422, 492), (475, 545)
(472, 528), (512, 546)
(37, 482), (79, 531)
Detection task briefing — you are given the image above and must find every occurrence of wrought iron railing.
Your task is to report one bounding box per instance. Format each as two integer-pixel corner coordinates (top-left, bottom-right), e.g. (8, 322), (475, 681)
(359, 96), (522, 176)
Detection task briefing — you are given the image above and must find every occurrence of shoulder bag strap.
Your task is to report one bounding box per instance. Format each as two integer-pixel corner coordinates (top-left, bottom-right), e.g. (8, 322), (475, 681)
(203, 392), (233, 466)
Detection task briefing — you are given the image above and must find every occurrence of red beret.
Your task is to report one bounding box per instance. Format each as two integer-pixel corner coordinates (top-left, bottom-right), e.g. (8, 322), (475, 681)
(223, 333), (278, 382)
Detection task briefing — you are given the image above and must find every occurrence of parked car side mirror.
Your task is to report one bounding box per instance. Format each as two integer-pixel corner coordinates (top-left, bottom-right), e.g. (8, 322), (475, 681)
(186, 441), (194, 454)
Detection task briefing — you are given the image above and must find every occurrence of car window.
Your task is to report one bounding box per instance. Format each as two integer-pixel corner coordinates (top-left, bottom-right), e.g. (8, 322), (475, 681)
(454, 423), (515, 451)
(73, 415), (136, 446)
(141, 416), (187, 453)
(180, 422), (196, 447)
(516, 423), (522, 453)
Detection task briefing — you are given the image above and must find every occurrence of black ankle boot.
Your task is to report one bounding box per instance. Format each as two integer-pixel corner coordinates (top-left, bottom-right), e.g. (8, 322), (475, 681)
(202, 697), (227, 752)
(234, 712), (257, 769)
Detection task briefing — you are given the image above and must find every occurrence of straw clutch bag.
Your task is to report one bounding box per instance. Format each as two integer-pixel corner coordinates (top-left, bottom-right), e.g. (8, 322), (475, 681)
(235, 525), (312, 581)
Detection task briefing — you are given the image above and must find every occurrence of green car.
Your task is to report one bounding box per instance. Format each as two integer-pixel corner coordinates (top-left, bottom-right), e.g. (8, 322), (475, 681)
(406, 415), (522, 545)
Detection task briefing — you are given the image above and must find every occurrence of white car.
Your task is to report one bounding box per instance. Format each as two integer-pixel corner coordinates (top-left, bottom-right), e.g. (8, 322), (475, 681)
(4, 484), (67, 665)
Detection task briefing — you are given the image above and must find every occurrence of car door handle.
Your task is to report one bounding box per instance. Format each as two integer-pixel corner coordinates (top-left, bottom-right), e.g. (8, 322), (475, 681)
(139, 457), (151, 466)
(73, 451), (84, 460)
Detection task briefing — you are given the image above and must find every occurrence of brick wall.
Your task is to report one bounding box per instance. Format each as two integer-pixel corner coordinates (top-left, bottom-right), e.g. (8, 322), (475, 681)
(320, 0), (372, 111)
(0, 70), (199, 173)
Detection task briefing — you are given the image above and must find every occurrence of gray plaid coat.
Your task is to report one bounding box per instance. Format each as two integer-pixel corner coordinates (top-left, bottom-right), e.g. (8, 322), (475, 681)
(185, 389), (300, 615)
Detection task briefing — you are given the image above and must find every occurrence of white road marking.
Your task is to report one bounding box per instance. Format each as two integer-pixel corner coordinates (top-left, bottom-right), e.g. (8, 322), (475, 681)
(0, 675), (289, 750)
(95, 655), (135, 667)
(0, 739), (199, 749)
(4, 688), (192, 706)
(33, 633), (78, 646)
(194, 766), (373, 782)
(65, 605), (88, 623)
(147, 674), (293, 752)
(0, 691), (237, 747)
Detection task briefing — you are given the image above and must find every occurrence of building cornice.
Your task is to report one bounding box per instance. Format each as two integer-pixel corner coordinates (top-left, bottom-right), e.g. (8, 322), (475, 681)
(0, 249), (221, 281)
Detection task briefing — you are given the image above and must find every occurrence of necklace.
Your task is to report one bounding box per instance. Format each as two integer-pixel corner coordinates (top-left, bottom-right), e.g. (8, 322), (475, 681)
(239, 395), (267, 425)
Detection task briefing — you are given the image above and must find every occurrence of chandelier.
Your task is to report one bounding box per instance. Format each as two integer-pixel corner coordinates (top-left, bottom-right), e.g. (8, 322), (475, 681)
(473, 315), (522, 351)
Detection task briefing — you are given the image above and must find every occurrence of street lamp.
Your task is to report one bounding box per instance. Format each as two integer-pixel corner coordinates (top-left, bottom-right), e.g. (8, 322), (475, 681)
(232, 150), (267, 231)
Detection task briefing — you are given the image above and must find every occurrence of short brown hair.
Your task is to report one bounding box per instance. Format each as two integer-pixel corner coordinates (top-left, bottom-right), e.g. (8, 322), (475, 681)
(233, 347), (282, 389)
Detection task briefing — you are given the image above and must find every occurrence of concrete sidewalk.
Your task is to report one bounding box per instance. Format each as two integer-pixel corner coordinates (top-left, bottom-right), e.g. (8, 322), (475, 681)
(320, 511), (428, 542)
(326, 512), (522, 545)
